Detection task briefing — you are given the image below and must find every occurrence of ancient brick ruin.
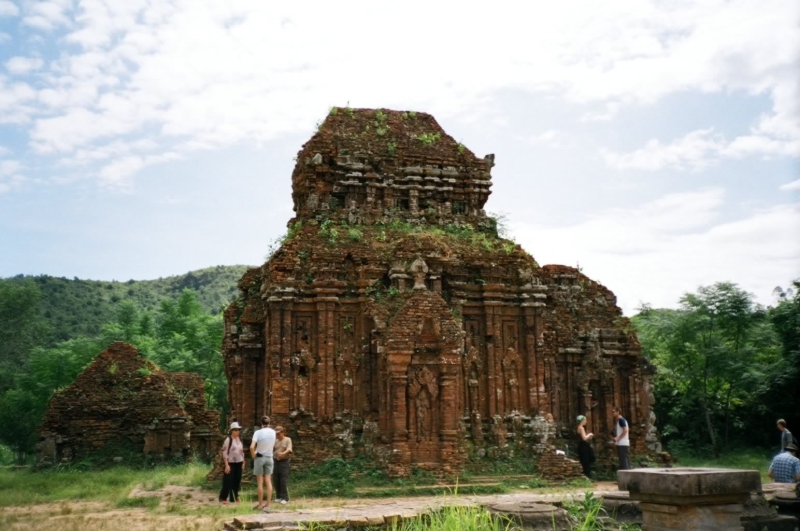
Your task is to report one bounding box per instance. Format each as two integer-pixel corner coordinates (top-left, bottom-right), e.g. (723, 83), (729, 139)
(223, 108), (660, 476)
(38, 342), (219, 464)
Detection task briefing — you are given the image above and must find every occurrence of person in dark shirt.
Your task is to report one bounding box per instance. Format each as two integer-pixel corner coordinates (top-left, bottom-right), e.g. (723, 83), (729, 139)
(576, 415), (595, 478)
(778, 419), (794, 453)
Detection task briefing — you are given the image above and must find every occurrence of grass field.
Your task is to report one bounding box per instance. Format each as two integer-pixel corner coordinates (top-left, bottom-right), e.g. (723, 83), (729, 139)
(0, 449), (771, 531)
(671, 448), (773, 483)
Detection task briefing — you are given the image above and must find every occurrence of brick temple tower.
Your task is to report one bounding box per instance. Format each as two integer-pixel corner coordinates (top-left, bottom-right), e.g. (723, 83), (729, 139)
(222, 108), (660, 476)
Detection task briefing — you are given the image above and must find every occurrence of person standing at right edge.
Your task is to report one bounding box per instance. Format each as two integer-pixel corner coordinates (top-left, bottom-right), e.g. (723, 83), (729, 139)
(613, 407), (631, 470)
(250, 415), (276, 513)
(777, 419), (794, 453)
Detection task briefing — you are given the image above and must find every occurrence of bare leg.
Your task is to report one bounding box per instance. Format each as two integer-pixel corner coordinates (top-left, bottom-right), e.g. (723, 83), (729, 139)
(265, 474), (273, 508)
(256, 475), (264, 509)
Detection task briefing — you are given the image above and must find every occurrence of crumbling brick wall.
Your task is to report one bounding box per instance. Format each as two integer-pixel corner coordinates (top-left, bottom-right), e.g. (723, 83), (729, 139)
(222, 108), (660, 477)
(37, 342), (220, 464)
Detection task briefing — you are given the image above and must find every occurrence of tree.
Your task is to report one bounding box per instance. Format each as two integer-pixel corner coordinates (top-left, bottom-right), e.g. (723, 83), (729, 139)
(0, 280), (50, 462)
(760, 281), (800, 445)
(634, 282), (783, 456)
(100, 290), (228, 412)
(0, 280), (48, 393)
(147, 290), (227, 412)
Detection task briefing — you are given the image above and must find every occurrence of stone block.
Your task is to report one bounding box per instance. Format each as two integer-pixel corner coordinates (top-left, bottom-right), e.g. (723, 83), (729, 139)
(618, 468), (762, 505)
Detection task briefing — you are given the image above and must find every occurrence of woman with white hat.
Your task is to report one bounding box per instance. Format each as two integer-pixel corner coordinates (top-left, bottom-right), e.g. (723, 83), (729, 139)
(219, 421), (245, 504)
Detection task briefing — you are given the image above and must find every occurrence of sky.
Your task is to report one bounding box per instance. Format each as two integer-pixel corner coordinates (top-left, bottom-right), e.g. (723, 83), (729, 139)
(0, 0), (798, 315)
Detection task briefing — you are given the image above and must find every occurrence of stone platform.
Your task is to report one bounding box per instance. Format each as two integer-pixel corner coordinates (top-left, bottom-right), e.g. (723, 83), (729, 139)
(225, 479), (798, 531)
(618, 467), (762, 531)
(224, 491), (593, 531)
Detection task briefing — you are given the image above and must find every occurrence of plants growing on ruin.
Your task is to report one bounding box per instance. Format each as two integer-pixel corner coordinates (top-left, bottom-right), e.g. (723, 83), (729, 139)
(416, 132), (441, 146)
(387, 141), (397, 155)
(347, 228), (362, 242)
(319, 219), (340, 244)
(374, 110), (390, 136)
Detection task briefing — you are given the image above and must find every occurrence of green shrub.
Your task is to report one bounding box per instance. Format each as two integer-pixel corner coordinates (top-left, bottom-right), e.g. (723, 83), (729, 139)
(347, 228), (362, 242)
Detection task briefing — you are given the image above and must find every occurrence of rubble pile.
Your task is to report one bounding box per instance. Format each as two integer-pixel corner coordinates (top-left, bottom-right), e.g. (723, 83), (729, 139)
(38, 342), (219, 464)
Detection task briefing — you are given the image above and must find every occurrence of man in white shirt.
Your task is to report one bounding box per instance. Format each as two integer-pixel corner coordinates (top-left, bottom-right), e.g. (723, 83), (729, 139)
(250, 415), (276, 512)
(612, 407), (631, 471)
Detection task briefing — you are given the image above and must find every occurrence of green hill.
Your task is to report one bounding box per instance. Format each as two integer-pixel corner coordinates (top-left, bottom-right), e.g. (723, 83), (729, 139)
(1, 265), (250, 344)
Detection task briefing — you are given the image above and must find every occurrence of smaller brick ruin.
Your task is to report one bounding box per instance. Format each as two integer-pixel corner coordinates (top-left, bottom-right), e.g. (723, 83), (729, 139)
(37, 342), (219, 464)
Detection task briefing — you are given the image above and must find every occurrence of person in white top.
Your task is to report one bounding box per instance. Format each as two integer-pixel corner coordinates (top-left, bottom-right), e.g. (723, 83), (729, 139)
(612, 407), (631, 470)
(250, 415), (276, 513)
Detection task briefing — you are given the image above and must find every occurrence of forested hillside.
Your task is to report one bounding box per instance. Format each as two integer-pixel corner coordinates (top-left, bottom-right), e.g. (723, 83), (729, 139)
(1, 265), (249, 345)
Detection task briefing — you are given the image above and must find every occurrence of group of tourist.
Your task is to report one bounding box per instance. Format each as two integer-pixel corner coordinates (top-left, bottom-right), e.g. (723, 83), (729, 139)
(218, 416), (293, 513)
(576, 413), (800, 484)
(216, 412), (796, 510)
(575, 406), (630, 478)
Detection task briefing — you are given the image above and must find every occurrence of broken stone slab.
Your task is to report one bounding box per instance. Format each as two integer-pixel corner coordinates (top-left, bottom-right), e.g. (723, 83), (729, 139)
(487, 501), (571, 531)
(601, 490), (641, 524)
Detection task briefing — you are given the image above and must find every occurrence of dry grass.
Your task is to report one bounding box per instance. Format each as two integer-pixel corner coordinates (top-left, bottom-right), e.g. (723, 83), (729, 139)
(0, 507), (224, 531)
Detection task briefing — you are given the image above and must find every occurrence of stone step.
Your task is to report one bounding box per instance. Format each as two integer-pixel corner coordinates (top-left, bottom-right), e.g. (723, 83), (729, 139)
(352, 474), (545, 493)
(354, 482), (502, 494)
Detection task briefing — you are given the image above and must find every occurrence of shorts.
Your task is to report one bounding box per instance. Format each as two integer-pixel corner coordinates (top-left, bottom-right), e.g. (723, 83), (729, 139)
(253, 456), (274, 476)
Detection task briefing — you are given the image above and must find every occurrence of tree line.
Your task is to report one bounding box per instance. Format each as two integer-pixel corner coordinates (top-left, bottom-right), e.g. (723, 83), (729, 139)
(633, 281), (799, 457)
(1, 274), (797, 464)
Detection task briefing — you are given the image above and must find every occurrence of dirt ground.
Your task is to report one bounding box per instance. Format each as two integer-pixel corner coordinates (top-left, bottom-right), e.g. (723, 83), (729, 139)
(0, 482), (622, 531)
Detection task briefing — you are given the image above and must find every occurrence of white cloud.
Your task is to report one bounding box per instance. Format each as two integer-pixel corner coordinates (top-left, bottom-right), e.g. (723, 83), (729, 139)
(580, 102), (621, 122)
(511, 188), (800, 314)
(0, 32), (11, 43)
(22, 0), (72, 30)
(0, 159), (25, 194)
(601, 129), (725, 171)
(61, 138), (158, 166)
(98, 151), (181, 187)
(0, 77), (37, 124)
(0, 145), (10, 155)
(0, 159), (22, 176)
(0, 1), (19, 17)
(5, 56), (44, 75)
(0, 0), (794, 183)
(602, 128), (798, 171)
(780, 179), (800, 191)
(528, 130), (563, 148)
